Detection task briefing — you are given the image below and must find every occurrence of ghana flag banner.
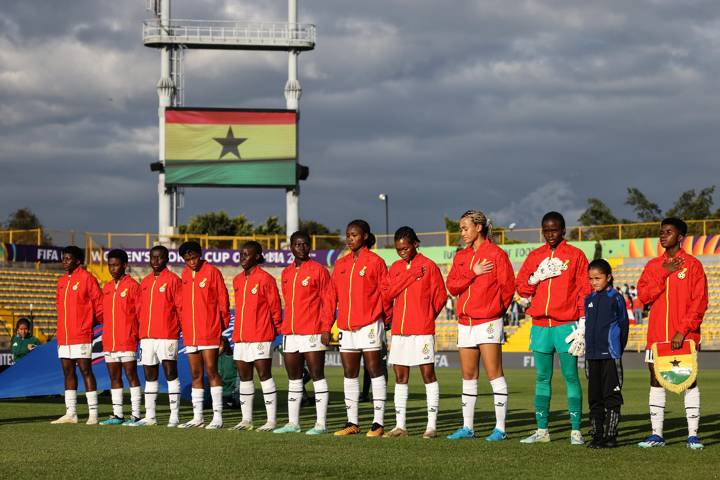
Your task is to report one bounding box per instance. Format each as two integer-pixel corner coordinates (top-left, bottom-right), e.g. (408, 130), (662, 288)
(164, 108), (297, 187)
(651, 340), (698, 394)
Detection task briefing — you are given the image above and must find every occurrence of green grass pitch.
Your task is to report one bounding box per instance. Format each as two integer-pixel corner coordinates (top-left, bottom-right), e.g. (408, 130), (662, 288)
(1, 368), (718, 479)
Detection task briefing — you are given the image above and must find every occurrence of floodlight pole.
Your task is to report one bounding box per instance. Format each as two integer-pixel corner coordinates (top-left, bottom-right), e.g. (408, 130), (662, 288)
(284, 0), (301, 240)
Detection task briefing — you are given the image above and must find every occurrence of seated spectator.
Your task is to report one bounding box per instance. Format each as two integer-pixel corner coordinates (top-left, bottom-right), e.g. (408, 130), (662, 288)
(11, 318), (39, 363)
(632, 296), (644, 325)
(206, 336), (239, 409)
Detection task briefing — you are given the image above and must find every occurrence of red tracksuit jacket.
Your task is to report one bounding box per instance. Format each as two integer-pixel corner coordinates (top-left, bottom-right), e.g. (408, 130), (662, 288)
(446, 241), (515, 326)
(180, 261), (230, 347)
(516, 240), (591, 326)
(637, 250), (707, 349)
(138, 268), (182, 340)
(381, 253), (447, 335)
(55, 267), (103, 345)
(280, 259), (336, 335)
(332, 247), (392, 331)
(102, 275), (140, 352)
(233, 266), (282, 343)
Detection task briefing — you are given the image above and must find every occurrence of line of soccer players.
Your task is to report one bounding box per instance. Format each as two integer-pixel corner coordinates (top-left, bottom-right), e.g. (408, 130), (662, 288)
(51, 212), (706, 448)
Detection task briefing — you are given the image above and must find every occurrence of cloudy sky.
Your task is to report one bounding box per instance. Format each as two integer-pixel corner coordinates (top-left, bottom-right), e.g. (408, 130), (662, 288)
(1, 0), (719, 239)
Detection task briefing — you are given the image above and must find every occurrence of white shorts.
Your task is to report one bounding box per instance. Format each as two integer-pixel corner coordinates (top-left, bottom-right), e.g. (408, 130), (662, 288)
(234, 341), (273, 362)
(58, 343), (92, 360)
(140, 338), (179, 365)
(185, 345), (219, 354)
(283, 334), (327, 354)
(339, 320), (384, 352)
(644, 349), (654, 364)
(104, 351), (137, 363)
(457, 319), (505, 348)
(388, 334), (435, 366)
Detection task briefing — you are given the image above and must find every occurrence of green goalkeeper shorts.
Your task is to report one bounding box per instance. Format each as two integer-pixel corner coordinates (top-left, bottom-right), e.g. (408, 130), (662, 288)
(530, 323), (578, 354)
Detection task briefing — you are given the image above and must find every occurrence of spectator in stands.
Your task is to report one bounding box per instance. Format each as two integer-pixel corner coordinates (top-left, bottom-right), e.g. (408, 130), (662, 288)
(629, 285), (638, 299)
(11, 317), (39, 362)
(632, 295), (644, 325)
(446, 296), (455, 320)
(509, 300), (520, 326)
(215, 336), (239, 409)
(624, 293), (636, 325)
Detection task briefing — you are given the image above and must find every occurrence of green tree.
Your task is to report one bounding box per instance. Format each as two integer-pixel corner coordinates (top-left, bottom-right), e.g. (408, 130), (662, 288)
(254, 216), (284, 235)
(665, 187), (715, 220)
(299, 220), (343, 249)
(4, 208), (52, 245)
(577, 198), (620, 240)
(626, 187), (662, 222)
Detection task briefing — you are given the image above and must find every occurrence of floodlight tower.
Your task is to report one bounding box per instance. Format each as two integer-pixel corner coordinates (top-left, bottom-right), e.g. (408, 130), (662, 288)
(143, 0), (316, 241)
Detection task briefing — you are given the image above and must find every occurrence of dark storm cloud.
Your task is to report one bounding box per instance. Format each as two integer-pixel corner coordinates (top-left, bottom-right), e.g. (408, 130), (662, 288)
(1, 0), (719, 238)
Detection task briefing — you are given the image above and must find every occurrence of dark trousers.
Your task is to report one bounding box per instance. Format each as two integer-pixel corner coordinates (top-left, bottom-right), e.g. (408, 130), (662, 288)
(586, 358), (623, 437)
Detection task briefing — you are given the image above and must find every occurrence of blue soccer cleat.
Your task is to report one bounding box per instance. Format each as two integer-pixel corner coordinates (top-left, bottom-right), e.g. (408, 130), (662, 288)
(99, 415), (124, 426)
(273, 423), (301, 434)
(305, 425), (328, 435)
(485, 428), (507, 442)
(447, 427), (475, 440)
(638, 434), (665, 448)
(687, 436), (704, 450)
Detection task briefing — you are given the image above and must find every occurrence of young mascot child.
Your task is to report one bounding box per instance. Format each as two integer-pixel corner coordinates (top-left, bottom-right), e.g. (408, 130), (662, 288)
(381, 226), (447, 438)
(584, 259), (628, 448)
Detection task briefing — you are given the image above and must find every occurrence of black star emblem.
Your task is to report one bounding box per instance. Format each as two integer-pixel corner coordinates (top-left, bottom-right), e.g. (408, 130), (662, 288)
(670, 358), (681, 368)
(214, 126), (246, 159)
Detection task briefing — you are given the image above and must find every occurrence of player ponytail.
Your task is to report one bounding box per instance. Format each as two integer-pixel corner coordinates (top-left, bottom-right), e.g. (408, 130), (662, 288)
(242, 241), (265, 265)
(460, 210), (492, 239)
(348, 219), (376, 248)
(394, 226), (420, 244)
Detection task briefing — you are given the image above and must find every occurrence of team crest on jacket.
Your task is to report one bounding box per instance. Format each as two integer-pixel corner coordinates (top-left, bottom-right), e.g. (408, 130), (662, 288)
(120, 288), (128, 298)
(199, 278), (207, 288)
(251, 284), (259, 295)
(159, 283), (167, 293)
(72, 281), (80, 291)
(359, 266), (368, 277)
(678, 268), (687, 280)
(301, 276), (310, 287)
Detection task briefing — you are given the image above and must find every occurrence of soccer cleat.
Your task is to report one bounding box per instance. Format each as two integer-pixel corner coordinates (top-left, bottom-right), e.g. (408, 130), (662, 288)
(422, 430), (436, 439)
(99, 415), (124, 426)
(273, 423), (301, 434)
(167, 417), (180, 428)
(128, 417), (157, 427)
(334, 423), (361, 436)
(383, 427), (408, 438)
(366, 423), (385, 437)
(570, 430), (585, 445)
(305, 425), (328, 435)
(638, 434), (665, 448)
(51, 413), (78, 424)
(86, 414), (99, 425)
(485, 428), (507, 442)
(205, 419), (224, 430)
(687, 436), (704, 450)
(256, 422), (276, 432)
(122, 416), (141, 426)
(231, 420), (254, 431)
(177, 419), (205, 429)
(447, 427), (475, 440)
(520, 429), (550, 443)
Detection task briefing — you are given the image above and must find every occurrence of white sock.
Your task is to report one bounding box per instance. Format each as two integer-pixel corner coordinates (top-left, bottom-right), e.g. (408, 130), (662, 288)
(394, 383), (409, 430)
(490, 376), (508, 432)
(313, 378), (329, 429)
(167, 378), (180, 420)
(86, 391), (98, 417)
(371, 375), (386, 426)
(111, 388), (124, 418)
(210, 385), (223, 423)
(684, 387), (700, 437)
(240, 381), (255, 423)
(261, 378), (277, 424)
(288, 379), (303, 426)
(425, 381), (439, 431)
(344, 377), (360, 425)
(144, 381), (158, 420)
(462, 379), (478, 430)
(130, 386), (142, 419)
(191, 388), (204, 422)
(65, 390), (77, 416)
(649, 386), (666, 437)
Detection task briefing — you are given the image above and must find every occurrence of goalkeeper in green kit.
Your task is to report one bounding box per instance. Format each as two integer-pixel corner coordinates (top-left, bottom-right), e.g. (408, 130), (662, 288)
(515, 212), (591, 444)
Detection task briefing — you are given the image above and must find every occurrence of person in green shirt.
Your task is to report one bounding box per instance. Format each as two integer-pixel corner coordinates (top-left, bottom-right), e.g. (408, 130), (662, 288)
(11, 318), (40, 362)
(205, 336), (239, 408)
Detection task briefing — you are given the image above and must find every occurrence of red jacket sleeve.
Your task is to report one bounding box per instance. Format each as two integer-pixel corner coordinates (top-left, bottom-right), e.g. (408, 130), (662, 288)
(429, 263), (448, 317)
(88, 274), (104, 324)
(496, 250), (516, 310)
(446, 255), (476, 297)
(381, 263), (424, 302)
(215, 269), (230, 329)
(574, 253), (591, 318)
(680, 261), (708, 336)
(637, 261), (670, 305)
(318, 266), (336, 332)
(265, 275), (283, 334)
(515, 254), (538, 298)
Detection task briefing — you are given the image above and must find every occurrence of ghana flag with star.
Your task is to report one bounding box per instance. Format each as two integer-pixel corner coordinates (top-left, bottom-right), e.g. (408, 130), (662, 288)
(651, 340), (698, 393)
(164, 108), (297, 187)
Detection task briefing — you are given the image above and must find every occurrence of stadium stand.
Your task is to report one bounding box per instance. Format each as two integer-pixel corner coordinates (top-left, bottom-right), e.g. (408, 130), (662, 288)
(0, 265), (58, 342)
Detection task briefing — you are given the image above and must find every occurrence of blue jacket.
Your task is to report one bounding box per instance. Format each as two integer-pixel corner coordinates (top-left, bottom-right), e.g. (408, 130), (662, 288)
(584, 288), (628, 360)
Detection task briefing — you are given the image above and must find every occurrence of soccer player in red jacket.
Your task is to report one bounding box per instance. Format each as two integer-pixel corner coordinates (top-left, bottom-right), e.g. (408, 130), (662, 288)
(52, 246), (103, 425)
(516, 211), (590, 445)
(178, 241), (230, 429)
(132, 245), (183, 428)
(230, 241), (282, 432)
(381, 227), (447, 438)
(445, 211), (515, 441)
(274, 232), (336, 435)
(636, 218), (707, 450)
(332, 220), (392, 437)
(99, 249), (142, 426)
